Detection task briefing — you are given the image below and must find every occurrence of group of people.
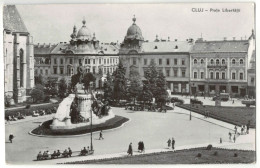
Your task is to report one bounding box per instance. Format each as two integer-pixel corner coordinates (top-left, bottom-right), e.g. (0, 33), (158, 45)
(167, 138), (175, 150)
(127, 141), (146, 156)
(36, 147), (72, 160)
(234, 124), (250, 135)
(80, 146), (90, 155)
(228, 132), (236, 143)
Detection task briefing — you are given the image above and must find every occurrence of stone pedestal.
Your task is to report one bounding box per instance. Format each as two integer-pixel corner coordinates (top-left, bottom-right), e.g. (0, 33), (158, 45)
(77, 94), (92, 120)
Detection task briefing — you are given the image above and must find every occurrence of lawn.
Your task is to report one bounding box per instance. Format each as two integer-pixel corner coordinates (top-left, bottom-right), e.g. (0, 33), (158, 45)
(66, 147), (256, 164)
(177, 104), (256, 128)
(31, 115), (129, 136)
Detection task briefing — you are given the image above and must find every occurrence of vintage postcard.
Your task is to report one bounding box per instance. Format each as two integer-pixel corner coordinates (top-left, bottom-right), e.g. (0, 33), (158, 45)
(3, 2), (256, 165)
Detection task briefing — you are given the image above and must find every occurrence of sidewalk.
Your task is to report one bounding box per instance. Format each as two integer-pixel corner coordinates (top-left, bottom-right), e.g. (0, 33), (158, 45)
(5, 102), (53, 111)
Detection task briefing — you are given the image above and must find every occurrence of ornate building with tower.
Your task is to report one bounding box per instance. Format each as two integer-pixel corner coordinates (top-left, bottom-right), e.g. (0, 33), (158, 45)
(3, 5), (34, 103)
(120, 16), (193, 94)
(34, 19), (119, 88)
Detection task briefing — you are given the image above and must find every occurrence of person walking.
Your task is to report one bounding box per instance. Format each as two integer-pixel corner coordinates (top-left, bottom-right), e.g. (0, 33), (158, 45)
(99, 130), (104, 140)
(172, 138), (175, 151)
(229, 132), (232, 141)
(9, 134), (14, 143)
(127, 142), (133, 156)
(234, 125), (237, 134)
(167, 138), (171, 149)
(233, 135), (236, 143)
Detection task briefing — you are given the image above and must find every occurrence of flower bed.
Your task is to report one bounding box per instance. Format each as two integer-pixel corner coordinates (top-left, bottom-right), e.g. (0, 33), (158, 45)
(31, 115), (129, 136)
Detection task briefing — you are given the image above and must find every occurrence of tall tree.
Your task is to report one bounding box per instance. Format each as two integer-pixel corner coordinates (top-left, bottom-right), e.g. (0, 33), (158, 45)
(103, 72), (113, 101)
(144, 59), (158, 98)
(113, 59), (126, 102)
(155, 71), (169, 106)
(58, 78), (68, 98)
(35, 74), (46, 86)
(82, 72), (96, 92)
(127, 68), (143, 104)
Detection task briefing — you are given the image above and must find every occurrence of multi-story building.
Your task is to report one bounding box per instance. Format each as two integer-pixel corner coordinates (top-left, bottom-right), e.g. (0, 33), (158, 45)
(3, 5), (34, 103)
(34, 19), (119, 87)
(190, 31), (255, 97)
(247, 30), (256, 98)
(120, 16), (193, 94)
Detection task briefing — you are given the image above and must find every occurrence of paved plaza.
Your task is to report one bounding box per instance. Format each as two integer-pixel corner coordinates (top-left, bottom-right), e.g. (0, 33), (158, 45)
(5, 106), (255, 164)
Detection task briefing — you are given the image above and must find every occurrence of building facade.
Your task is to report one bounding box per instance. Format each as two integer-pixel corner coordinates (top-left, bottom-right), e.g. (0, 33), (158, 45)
(3, 5), (34, 103)
(247, 30), (256, 98)
(190, 33), (255, 97)
(120, 16), (192, 94)
(34, 19), (119, 87)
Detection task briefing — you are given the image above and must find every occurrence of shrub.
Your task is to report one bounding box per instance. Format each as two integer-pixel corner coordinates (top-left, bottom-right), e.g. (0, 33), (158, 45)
(44, 95), (50, 103)
(30, 87), (45, 103)
(234, 153), (238, 157)
(206, 144), (213, 150)
(197, 153), (202, 157)
(213, 151), (218, 156)
(25, 104), (31, 109)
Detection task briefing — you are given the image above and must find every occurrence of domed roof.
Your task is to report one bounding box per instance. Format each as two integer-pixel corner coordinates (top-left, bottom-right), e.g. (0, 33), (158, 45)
(76, 19), (92, 40)
(125, 16), (144, 40)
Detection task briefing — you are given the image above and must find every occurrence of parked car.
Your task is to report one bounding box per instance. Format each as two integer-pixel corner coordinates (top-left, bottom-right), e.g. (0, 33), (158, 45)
(171, 97), (184, 104)
(190, 98), (203, 105)
(213, 93), (230, 101)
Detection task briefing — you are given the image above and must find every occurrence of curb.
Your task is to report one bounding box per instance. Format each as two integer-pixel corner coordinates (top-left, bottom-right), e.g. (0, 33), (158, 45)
(28, 117), (131, 138)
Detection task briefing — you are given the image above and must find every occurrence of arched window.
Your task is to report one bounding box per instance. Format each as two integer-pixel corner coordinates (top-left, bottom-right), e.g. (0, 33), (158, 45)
(232, 59), (236, 65)
(240, 59), (244, 65)
(20, 49), (24, 87)
(210, 59), (214, 65)
(216, 59), (220, 65)
(222, 59), (225, 65)
(194, 59), (197, 64)
(201, 59), (204, 64)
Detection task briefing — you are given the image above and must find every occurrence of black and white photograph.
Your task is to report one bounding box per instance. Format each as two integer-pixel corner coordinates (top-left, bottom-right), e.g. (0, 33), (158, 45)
(2, 1), (257, 166)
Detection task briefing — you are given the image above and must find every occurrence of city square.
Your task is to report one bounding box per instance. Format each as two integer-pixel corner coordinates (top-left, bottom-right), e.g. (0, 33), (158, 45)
(3, 3), (256, 165)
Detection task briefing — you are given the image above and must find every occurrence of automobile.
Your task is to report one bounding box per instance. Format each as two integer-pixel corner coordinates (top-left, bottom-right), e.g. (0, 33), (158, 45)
(190, 98), (203, 105)
(213, 93), (230, 101)
(170, 97), (184, 104)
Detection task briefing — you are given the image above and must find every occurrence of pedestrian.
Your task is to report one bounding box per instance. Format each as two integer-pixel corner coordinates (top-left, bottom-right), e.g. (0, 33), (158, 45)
(234, 125), (237, 134)
(232, 100), (235, 104)
(241, 125), (244, 135)
(172, 138), (175, 150)
(127, 142), (133, 156)
(167, 138), (171, 149)
(233, 135), (236, 143)
(229, 132), (232, 141)
(244, 125), (247, 134)
(99, 130), (104, 140)
(9, 134), (14, 143)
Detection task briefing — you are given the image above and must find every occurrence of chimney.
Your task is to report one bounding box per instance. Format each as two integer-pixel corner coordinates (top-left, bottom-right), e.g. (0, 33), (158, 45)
(64, 42), (67, 44)
(60, 42), (63, 44)
(224, 37), (227, 41)
(233, 37), (236, 41)
(38, 43), (40, 48)
(175, 39), (177, 41)
(168, 37), (170, 41)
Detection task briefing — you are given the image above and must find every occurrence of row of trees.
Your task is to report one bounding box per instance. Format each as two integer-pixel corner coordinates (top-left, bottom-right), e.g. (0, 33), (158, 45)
(103, 59), (169, 106)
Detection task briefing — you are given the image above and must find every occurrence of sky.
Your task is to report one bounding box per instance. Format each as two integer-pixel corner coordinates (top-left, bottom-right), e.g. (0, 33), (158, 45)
(15, 3), (255, 44)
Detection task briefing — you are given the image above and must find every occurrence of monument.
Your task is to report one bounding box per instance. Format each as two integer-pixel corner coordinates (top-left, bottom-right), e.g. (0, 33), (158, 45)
(50, 64), (115, 131)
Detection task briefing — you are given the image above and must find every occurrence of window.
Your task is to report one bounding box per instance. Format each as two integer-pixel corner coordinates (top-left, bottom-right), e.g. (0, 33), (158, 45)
(216, 72), (219, 79)
(60, 68), (64, 74)
(53, 67), (57, 74)
(240, 73), (243, 80)
(182, 70), (185, 77)
(166, 70), (170, 77)
(222, 72), (225, 79)
(201, 59), (204, 64)
(70, 58), (73, 64)
(79, 59), (82, 65)
(107, 58), (109, 64)
(210, 59), (214, 65)
(193, 59), (197, 64)
(210, 72), (214, 79)
(99, 58), (101, 64)
(240, 59), (244, 65)
(54, 58), (57, 64)
(231, 86), (238, 93)
(194, 72), (197, 79)
(159, 59), (162, 65)
(35, 69), (38, 75)
(201, 72), (204, 79)
(40, 69), (43, 75)
(167, 59), (170, 65)
(182, 59), (185, 65)
(104, 59), (106, 64)
(85, 59), (88, 64)
(216, 59), (220, 65)
(133, 58), (136, 65)
(174, 59), (178, 65)
(144, 59), (147, 65)
(251, 77), (255, 83)
(93, 67), (96, 74)
(174, 70), (178, 77)
(60, 59), (63, 65)
(232, 72), (236, 79)
(45, 70), (48, 75)
(93, 59), (95, 64)
(232, 59), (236, 65)
(222, 59), (225, 65)
(151, 59), (155, 64)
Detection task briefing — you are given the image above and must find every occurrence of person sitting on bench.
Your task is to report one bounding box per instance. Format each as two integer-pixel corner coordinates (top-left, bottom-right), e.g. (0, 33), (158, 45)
(56, 150), (61, 157)
(68, 147), (72, 157)
(81, 147), (87, 155)
(37, 151), (42, 160)
(51, 151), (57, 159)
(62, 149), (68, 157)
